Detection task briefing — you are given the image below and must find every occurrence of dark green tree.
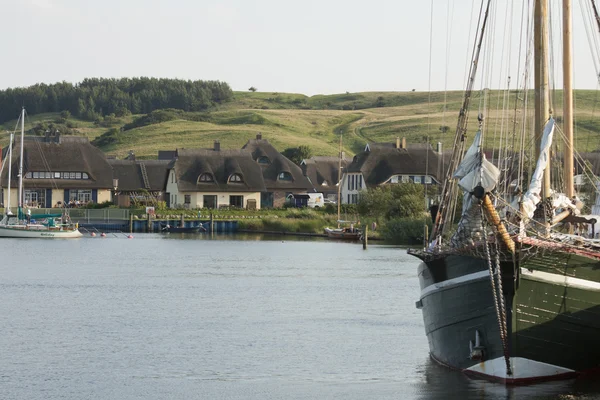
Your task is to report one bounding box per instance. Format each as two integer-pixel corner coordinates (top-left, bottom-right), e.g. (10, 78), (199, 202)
(281, 145), (312, 165)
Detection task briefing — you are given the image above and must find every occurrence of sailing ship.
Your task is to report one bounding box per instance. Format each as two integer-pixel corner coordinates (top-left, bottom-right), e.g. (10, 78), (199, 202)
(0, 109), (82, 238)
(324, 134), (362, 240)
(409, 0), (600, 383)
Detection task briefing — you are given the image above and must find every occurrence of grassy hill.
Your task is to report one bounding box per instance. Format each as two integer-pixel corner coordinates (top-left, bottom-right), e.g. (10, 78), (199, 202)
(2, 90), (600, 159)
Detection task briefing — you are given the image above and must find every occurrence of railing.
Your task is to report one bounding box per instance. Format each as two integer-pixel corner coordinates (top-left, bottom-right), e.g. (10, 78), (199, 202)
(30, 208), (131, 223)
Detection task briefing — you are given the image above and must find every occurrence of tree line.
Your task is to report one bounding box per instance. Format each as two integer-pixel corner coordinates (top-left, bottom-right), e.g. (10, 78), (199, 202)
(0, 77), (233, 124)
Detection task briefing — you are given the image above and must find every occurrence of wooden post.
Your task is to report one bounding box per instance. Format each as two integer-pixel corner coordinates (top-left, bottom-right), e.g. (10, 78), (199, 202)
(181, 213), (185, 228)
(210, 213), (214, 233)
(129, 214), (133, 233)
(147, 213), (152, 233)
(362, 225), (368, 250)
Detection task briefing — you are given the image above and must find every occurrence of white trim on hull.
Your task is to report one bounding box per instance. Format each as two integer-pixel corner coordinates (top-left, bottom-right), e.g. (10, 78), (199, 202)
(465, 357), (576, 383)
(520, 268), (600, 291)
(420, 270), (489, 299)
(0, 225), (83, 238)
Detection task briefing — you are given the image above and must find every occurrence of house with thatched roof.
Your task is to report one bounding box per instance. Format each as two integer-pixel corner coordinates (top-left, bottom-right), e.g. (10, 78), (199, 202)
(0, 134), (114, 208)
(108, 153), (170, 207)
(242, 133), (313, 207)
(341, 137), (445, 204)
(300, 155), (351, 202)
(165, 141), (266, 209)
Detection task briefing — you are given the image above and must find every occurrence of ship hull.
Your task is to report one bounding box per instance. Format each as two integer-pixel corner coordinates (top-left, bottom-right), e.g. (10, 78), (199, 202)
(414, 251), (600, 383)
(0, 225), (83, 238)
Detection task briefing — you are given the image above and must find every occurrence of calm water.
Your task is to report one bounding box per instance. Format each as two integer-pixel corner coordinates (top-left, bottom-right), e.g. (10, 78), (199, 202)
(1, 233), (600, 400)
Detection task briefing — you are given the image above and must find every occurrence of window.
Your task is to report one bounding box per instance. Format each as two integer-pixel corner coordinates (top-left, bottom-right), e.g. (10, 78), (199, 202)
(33, 172), (40, 178)
(70, 172), (76, 179)
(69, 189), (92, 203)
(229, 174), (243, 183)
(424, 176), (432, 184)
(401, 175), (409, 183)
(184, 195), (191, 204)
(25, 172), (32, 178)
(199, 173), (214, 183)
(391, 176), (398, 184)
(358, 175), (362, 189)
(257, 156), (270, 164)
(347, 194), (350, 204)
(203, 195), (217, 209)
(55, 172), (61, 179)
(347, 175), (351, 190)
(413, 176), (422, 184)
(82, 173), (88, 179)
(278, 171), (292, 181)
(351, 175), (355, 190)
(230, 195), (244, 208)
(75, 172), (81, 179)
(25, 189), (45, 207)
(171, 171), (174, 183)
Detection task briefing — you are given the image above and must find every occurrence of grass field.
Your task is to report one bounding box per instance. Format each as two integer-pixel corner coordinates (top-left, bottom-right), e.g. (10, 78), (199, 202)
(2, 89), (600, 159)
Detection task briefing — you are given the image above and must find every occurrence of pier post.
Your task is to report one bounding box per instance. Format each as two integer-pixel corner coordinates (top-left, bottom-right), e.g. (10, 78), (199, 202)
(129, 214), (133, 233)
(210, 213), (214, 233)
(181, 214), (185, 228)
(147, 213), (152, 233)
(362, 226), (368, 250)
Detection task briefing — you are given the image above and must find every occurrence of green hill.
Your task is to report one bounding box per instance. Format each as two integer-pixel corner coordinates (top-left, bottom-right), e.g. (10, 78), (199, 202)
(2, 90), (600, 159)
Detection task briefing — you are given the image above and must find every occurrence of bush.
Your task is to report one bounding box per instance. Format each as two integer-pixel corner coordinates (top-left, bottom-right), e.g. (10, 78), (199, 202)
(381, 217), (431, 245)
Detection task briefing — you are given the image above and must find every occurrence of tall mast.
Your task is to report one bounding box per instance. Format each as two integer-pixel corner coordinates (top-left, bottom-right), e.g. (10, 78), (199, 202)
(18, 108), (25, 211)
(563, 0), (574, 199)
(6, 133), (13, 215)
(534, 0), (551, 199)
(337, 134), (342, 228)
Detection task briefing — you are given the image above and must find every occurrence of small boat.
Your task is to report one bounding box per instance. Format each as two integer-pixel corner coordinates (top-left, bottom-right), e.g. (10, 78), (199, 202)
(323, 135), (362, 241)
(323, 226), (361, 240)
(160, 223), (206, 233)
(0, 108), (82, 239)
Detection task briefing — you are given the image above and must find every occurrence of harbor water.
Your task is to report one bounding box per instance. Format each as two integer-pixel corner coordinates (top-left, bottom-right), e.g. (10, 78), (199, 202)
(1, 233), (599, 399)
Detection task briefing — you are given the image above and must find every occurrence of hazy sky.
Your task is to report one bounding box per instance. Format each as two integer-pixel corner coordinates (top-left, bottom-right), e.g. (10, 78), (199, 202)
(2, 0), (599, 95)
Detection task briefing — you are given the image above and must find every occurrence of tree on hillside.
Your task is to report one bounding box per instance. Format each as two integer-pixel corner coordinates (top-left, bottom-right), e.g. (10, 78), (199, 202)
(281, 145), (312, 165)
(0, 78), (234, 124)
(248, 86), (257, 92)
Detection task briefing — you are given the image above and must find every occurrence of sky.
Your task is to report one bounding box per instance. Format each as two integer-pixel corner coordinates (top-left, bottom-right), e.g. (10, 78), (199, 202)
(2, 0), (600, 95)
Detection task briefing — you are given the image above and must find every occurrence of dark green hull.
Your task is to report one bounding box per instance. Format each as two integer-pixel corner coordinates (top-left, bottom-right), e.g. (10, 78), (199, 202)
(413, 247), (600, 382)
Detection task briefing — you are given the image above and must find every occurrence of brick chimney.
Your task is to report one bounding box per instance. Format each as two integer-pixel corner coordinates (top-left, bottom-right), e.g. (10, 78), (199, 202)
(401, 137), (407, 149)
(437, 142), (442, 153)
(214, 140), (220, 151)
(256, 133), (262, 140)
(395, 137), (400, 149)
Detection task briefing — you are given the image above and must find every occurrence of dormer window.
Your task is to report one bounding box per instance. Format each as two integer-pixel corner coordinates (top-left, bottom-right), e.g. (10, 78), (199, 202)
(229, 173), (243, 183)
(198, 173), (214, 183)
(257, 156), (270, 164)
(278, 171), (292, 181)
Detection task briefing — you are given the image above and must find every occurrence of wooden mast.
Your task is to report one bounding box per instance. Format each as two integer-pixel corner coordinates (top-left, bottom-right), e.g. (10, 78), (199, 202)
(563, 0), (575, 200)
(337, 134), (342, 228)
(534, 0), (551, 200)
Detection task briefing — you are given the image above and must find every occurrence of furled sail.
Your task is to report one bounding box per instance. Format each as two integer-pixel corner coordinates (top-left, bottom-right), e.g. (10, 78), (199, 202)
(519, 118), (555, 219)
(453, 131), (501, 194)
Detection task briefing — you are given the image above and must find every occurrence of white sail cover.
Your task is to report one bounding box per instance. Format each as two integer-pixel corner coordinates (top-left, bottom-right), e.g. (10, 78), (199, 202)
(454, 131), (501, 193)
(519, 118), (555, 219)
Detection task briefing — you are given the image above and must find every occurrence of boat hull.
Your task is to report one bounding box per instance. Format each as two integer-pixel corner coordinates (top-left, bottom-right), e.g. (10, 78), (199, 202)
(0, 225), (83, 238)
(414, 251), (600, 383)
(323, 227), (362, 240)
